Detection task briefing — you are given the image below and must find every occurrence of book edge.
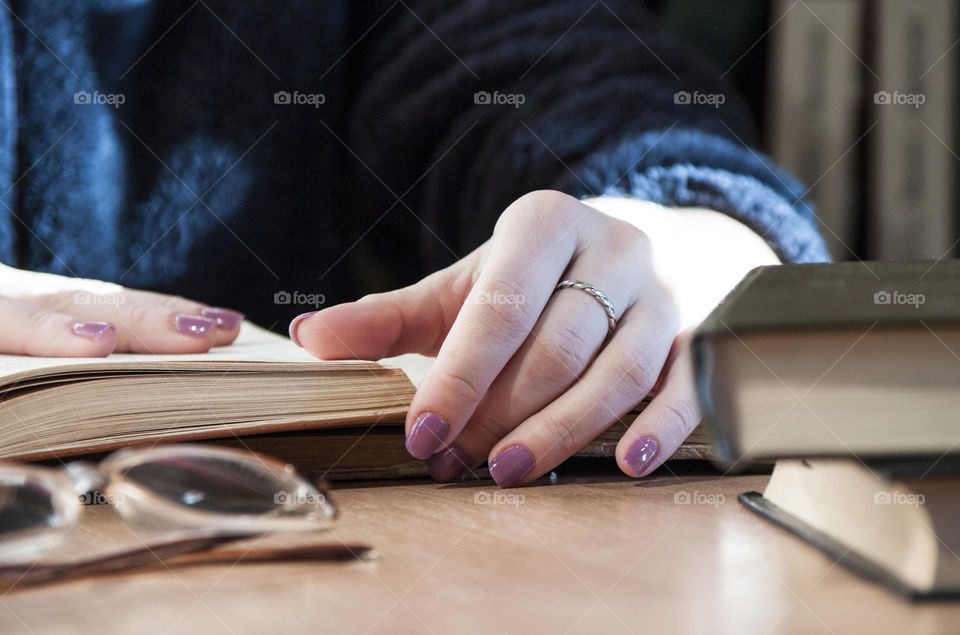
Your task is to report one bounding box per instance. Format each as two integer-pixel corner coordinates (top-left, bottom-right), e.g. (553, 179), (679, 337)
(738, 491), (960, 600)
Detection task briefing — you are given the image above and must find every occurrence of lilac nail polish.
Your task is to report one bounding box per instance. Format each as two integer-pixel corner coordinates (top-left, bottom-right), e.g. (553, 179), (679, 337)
(427, 444), (473, 482)
(625, 436), (660, 476)
(71, 321), (115, 341)
(489, 445), (534, 488)
(200, 307), (244, 330)
(405, 412), (450, 459)
(174, 314), (217, 337)
(288, 311), (318, 347)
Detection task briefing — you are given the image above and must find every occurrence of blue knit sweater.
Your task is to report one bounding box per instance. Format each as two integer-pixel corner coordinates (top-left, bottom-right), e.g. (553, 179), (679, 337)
(0, 0), (827, 327)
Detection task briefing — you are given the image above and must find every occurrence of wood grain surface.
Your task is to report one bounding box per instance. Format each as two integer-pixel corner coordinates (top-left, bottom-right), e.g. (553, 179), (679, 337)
(1, 467), (957, 634)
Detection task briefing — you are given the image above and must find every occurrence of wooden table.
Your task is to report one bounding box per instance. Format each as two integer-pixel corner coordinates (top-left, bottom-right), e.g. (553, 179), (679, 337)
(1, 467), (958, 634)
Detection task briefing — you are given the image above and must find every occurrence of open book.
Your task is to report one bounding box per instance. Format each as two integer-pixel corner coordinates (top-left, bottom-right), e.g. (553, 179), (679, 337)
(0, 324), (711, 477)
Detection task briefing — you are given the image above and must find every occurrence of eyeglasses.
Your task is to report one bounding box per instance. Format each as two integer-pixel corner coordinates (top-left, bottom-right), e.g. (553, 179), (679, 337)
(0, 444), (358, 586)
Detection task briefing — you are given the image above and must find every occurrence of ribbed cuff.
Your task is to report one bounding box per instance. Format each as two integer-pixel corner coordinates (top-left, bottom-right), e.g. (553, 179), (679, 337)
(570, 128), (831, 264)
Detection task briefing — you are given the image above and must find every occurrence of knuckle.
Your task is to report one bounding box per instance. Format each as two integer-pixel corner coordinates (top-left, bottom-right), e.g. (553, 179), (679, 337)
(610, 348), (661, 400)
(657, 398), (699, 441)
(528, 325), (594, 390)
(433, 365), (486, 406)
(46, 291), (77, 312)
(519, 189), (578, 212)
(475, 278), (537, 341)
(157, 294), (195, 309)
(27, 307), (61, 334)
(541, 414), (582, 457)
(125, 303), (156, 330)
(605, 221), (651, 259)
(652, 292), (681, 324)
(358, 290), (388, 304)
(467, 414), (512, 446)
(29, 290), (86, 314)
(497, 190), (580, 234)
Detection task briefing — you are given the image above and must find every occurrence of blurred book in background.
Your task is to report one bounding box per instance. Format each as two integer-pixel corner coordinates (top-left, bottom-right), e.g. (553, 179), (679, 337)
(767, 0), (865, 260)
(664, 0), (960, 260)
(868, 0), (956, 260)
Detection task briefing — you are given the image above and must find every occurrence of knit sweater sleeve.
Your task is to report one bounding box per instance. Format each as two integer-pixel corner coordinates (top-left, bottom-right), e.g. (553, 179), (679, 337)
(347, 0), (829, 268)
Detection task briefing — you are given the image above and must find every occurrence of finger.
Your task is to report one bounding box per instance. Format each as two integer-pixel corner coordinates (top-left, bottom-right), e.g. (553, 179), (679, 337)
(405, 192), (584, 459)
(123, 290), (244, 347)
(0, 296), (116, 357)
(31, 289), (243, 348)
(616, 338), (699, 477)
(199, 307), (245, 346)
(485, 296), (679, 487)
(649, 335), (681, 397)
(291, 249), (481, 360)
(428, 243), (644, 481)
(32, 291), (218, 354)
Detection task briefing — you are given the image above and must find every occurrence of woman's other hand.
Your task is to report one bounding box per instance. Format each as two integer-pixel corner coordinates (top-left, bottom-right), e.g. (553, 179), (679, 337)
(0, 265), (244, 357)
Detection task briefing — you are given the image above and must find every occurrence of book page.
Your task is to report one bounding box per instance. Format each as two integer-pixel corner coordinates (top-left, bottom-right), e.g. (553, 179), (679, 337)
(0, 323), (431, 387)
(380, 354), (433, 388)
(0, 324), (350, 384)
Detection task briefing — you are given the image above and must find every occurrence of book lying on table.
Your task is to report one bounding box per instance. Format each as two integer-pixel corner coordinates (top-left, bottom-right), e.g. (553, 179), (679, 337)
(741, 459), (960, 598)
(694, 261), (960, 598)
(0, 324), (711, 477)
(693, 260), (960, 464)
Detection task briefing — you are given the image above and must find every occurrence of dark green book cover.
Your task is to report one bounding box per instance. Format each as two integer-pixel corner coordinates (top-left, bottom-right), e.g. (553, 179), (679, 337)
(692, 260), (960, 463)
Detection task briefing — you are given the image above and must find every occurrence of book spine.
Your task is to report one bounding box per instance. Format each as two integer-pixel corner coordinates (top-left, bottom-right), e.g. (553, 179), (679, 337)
(870, 0), (956, 259)
(767, 0), (864, 260)
(691, 330), (739, 467)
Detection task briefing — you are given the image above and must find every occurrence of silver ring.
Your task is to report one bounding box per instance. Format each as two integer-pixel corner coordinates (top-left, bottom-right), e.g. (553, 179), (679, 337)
(554, 279), (617, 335)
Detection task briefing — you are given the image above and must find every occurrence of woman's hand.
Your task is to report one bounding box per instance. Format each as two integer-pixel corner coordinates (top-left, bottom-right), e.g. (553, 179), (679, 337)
(0, 265), (244, 356)
(292, 191), (778, 486)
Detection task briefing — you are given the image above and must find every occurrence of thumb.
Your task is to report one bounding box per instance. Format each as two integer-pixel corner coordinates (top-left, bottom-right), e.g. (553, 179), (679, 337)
(291, 252), (479, 360)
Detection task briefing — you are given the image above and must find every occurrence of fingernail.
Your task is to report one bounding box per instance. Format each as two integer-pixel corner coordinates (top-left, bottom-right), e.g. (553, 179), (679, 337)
(289, 311), (318, 347)
(625, 436), (660, 476)
(405, 412), (450, 459)
(200, 307), (244, 330)
(489, 445), (534, 488)
(71, 321), (115, 341)
(427, 444), (472, 482)
(174, 314), (217, 337)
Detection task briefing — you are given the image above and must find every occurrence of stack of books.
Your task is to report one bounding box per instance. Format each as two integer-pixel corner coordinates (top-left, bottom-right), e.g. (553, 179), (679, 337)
(694, 261), (960, 598)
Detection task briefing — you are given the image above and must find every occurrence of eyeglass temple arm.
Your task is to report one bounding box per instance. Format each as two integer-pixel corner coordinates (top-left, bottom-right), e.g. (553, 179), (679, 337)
(0, 532), (375, 591)
(62, 461), (108, 495)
